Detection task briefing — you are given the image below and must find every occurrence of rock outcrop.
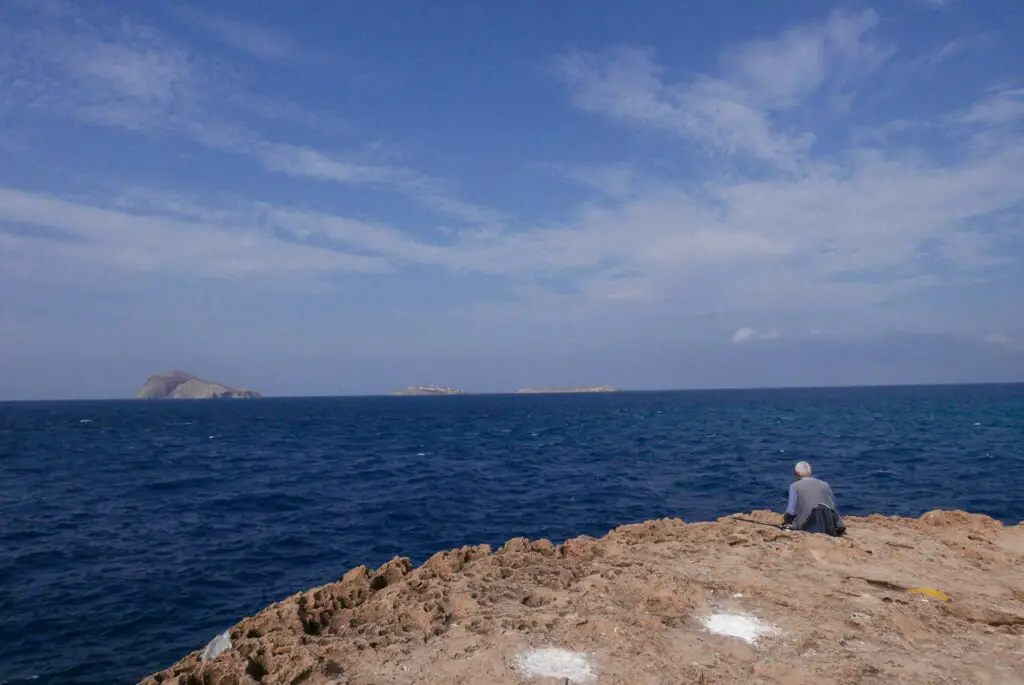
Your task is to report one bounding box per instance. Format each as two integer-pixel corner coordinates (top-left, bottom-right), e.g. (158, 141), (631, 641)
(139, 510), (1024, 684)
(135, 371), (261, 400)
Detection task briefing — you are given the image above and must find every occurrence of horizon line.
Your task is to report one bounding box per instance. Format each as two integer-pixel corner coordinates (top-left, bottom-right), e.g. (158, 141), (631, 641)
(2, 379), (1023, 404)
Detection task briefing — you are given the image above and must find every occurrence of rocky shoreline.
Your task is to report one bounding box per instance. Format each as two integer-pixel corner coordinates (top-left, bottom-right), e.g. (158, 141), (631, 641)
(140, 510), (1024, 684)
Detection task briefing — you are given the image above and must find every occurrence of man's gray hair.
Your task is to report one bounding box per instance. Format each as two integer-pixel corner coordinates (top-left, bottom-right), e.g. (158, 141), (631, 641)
(794, 461), (812, 477)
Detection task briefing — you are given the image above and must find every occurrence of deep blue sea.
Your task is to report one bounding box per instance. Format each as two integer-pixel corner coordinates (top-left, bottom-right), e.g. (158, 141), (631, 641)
(2, 385), (1022, 684)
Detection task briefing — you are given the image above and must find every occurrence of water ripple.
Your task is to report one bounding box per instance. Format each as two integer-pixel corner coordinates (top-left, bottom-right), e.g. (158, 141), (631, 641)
(1, 385), (1022, 684)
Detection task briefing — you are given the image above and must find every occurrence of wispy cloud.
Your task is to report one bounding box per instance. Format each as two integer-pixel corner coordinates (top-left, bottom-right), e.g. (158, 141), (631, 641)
(731, 327), (781, 344)
(254, 143), (410, 186)
(984, 333), (1024, 352)
(554, 9), (889, 167)
(7, 98), (1020, 310)
(248, 143), (509, 229)
(0, 188), (390, 285)
(556, 46), (810, 166)
(956, 87), (1024, 127)
(72, 40), (192, 103)
(169, 7), (306, 62)
(1, 7), (198, 132)
(718, 8), (889, 107)
(560, 163), (640, 199)
(0, 2), (500, 229)
(915, 0), (956, 9)
(923, 35), (992, 67)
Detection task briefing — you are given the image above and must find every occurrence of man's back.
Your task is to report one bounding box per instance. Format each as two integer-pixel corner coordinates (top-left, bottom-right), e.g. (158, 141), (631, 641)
(788, 476), (837, 530)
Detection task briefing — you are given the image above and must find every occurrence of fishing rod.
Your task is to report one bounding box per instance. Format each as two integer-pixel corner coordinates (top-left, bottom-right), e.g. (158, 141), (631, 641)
(731, 517), (786, 529)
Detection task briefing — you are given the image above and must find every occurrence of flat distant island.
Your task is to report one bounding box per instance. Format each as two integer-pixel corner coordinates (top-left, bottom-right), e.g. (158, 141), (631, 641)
(392, 386), (466, 396)
(390, 385), (617, 396)
(515, 385), (618, 394)
(135, 371), (262, 400)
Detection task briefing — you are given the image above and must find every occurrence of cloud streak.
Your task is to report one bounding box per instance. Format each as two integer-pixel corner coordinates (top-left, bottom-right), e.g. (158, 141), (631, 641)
(0, 188), (390, 286)
(0, 2), (501, 229)
(168, 7), (307, 62)
(956, 87), (1024, 128)
(731, 327), (781, 344)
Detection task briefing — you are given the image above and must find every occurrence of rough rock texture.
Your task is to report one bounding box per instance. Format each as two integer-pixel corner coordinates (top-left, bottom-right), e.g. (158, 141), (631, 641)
(136, 371), (261, 400)
(140, 510), (1024, 684)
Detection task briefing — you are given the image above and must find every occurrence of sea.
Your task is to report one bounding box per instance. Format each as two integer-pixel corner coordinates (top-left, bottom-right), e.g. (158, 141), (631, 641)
(1, 384), (1022, 685)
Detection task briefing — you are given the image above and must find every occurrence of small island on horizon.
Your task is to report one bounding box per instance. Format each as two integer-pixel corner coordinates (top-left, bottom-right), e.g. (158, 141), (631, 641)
(135, 371), (262, 400)
(514, 385), (618, 394)
(392, 386), (466, 396)
(390, 385), (618, 396)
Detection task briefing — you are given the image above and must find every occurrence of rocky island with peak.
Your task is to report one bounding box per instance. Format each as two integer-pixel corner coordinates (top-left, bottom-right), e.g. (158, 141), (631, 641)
(140, 509), (1024, 684)
(392, 386), (466, 396)
(135, 371), (262, 400)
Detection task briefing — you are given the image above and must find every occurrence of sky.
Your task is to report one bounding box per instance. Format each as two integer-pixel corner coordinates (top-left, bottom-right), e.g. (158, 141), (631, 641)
(1, 0), (1023, 399)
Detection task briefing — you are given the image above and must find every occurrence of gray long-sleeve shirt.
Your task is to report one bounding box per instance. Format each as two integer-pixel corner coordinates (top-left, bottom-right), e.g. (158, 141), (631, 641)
(786, 476), (837, 530)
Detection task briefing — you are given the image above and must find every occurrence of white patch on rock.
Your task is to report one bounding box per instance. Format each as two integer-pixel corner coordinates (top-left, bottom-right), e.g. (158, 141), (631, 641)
(701, 612), (779, 644)
(515, 647), (595, 683)
(200, 630), (232, 662)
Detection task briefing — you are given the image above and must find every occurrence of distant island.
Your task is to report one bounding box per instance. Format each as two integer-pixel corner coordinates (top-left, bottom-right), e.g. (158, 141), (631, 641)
(135, 371), (262, 400)
(392, 386), (466, 396)
(515, 385), (618, 394)
(389, 385), (617, 396)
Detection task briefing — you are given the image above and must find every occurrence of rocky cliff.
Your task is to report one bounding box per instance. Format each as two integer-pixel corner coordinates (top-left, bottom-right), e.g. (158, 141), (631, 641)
(135, 371), (261, 400)
(140, 509), (1023, 684)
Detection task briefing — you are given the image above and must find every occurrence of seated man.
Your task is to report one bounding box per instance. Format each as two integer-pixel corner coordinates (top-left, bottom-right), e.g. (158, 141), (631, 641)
(782, 461), (845, 536)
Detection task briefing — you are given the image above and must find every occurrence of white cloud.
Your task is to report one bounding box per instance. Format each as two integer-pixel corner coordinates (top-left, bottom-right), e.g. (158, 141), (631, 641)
(718, 9), (888, 108)
(71, 40), (192, 103)
(920, 35), (990, 68)
(254, 142), (409, 186)
(554, 9), (888, 167)
(1, 10), (197, 132)
(985, 334), (1011, 345)
(562, 163), (638, 198)
(0, 3), (499, 229)
(5, 80), (1022, 318)
(956, 88), (1024, 128)
(0, 188), (390, 285)
(732, 327), (755, 343)
(731, 327), (781, 344)
(556, 47), (808, 166)
(254, 147), (508, 227)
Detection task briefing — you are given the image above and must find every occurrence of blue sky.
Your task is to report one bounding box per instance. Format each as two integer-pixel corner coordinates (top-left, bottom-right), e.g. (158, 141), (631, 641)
(1, 0), (1022, 399)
